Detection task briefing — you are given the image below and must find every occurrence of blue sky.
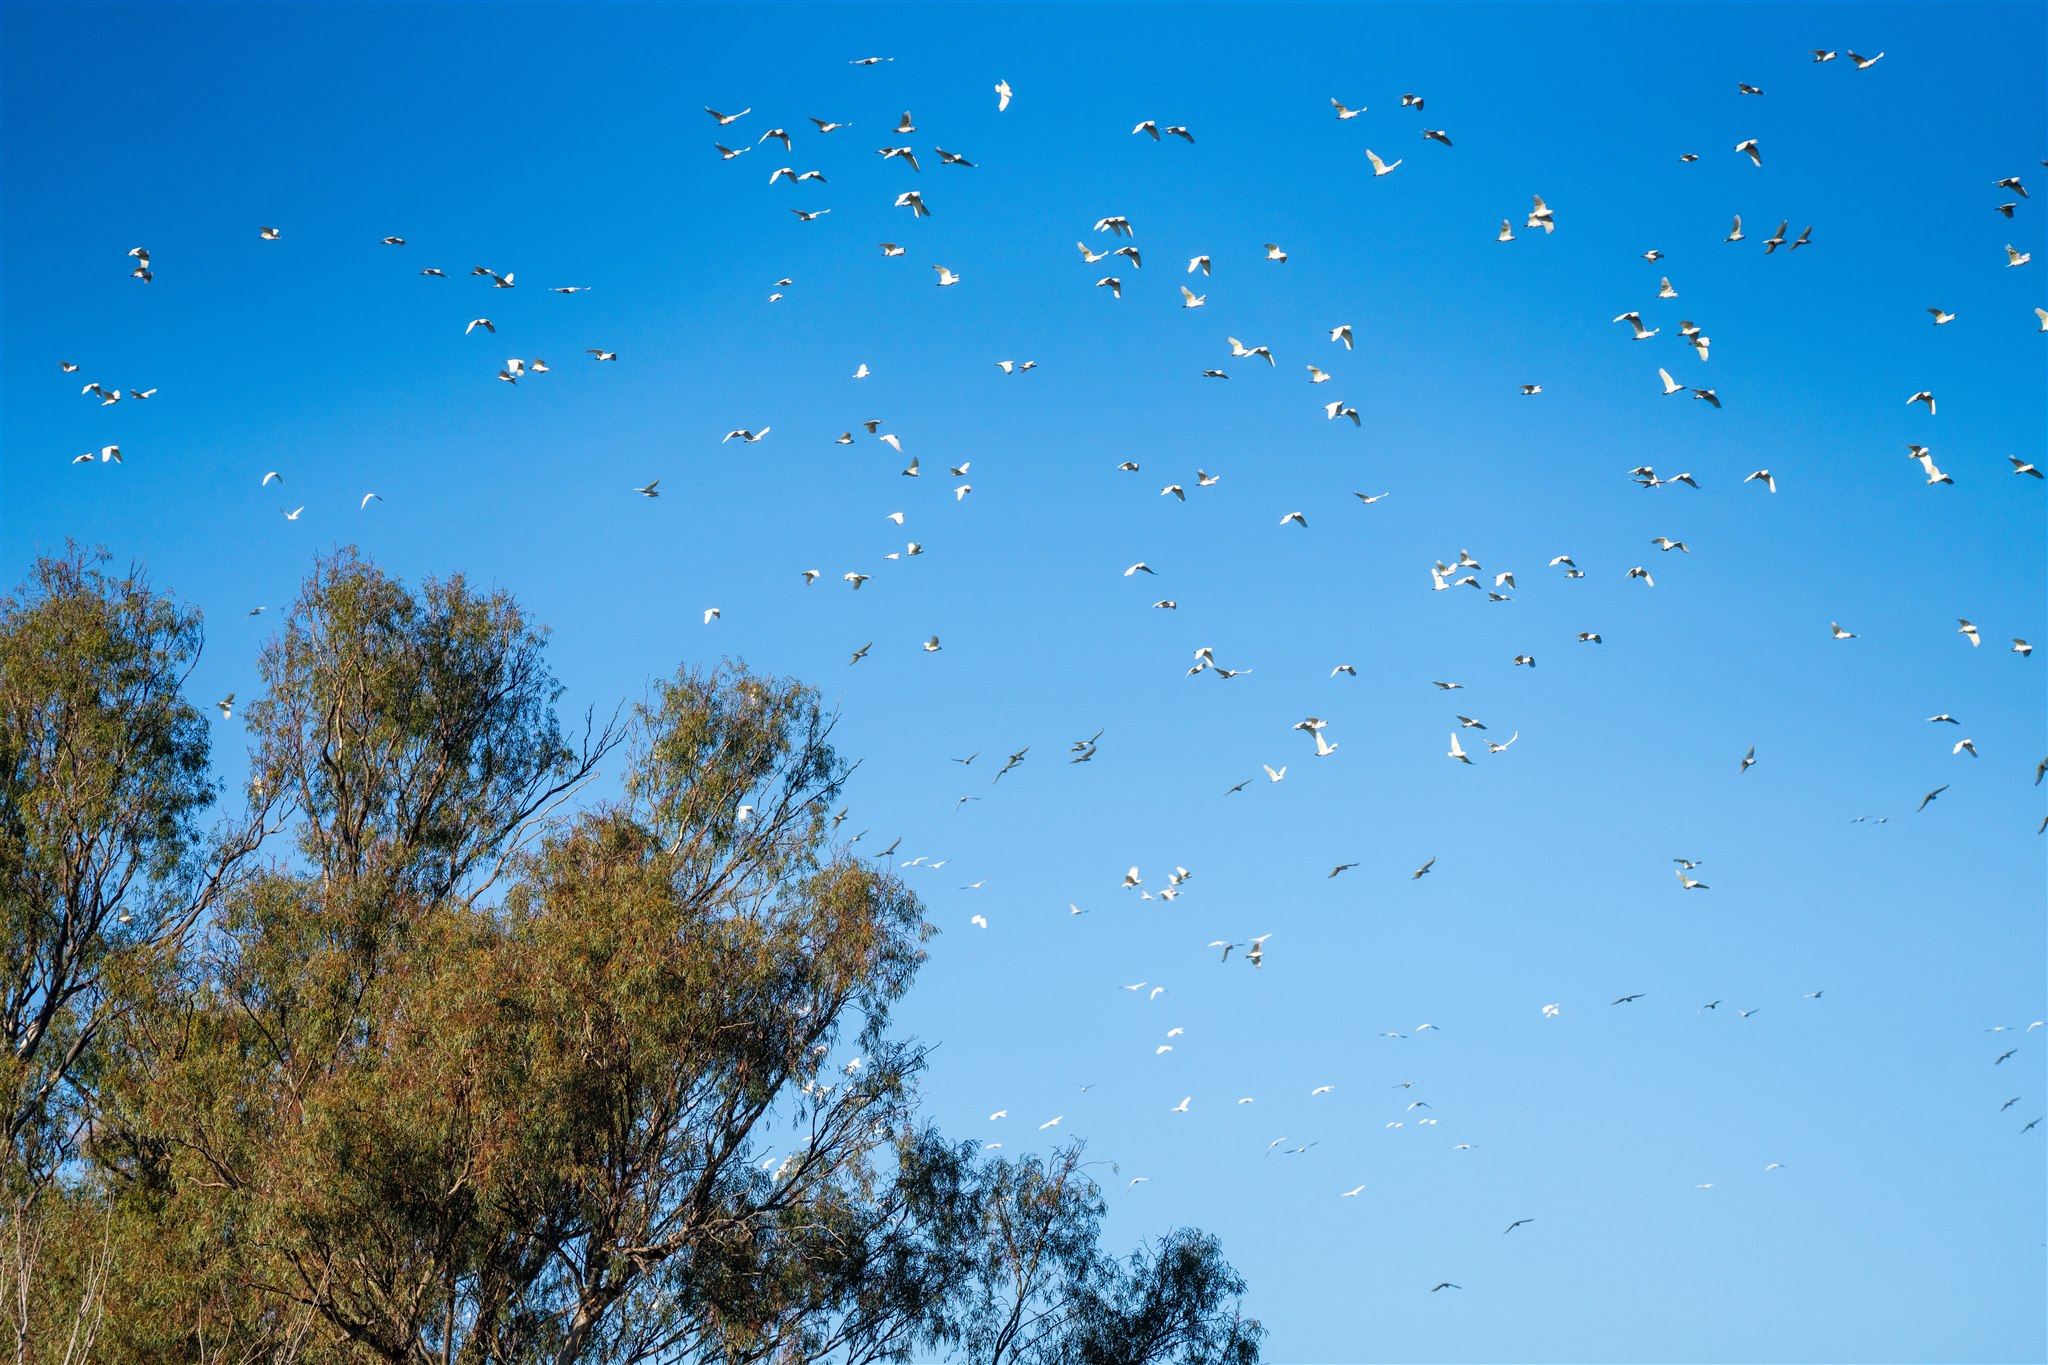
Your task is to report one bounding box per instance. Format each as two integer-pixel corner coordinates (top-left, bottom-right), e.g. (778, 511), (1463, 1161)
(4, 3), (2044, 1360)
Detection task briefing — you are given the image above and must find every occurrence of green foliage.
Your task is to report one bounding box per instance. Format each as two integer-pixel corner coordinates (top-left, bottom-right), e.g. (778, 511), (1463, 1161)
(1057, 1232), (1264, 1365)
(0, 544), (217, 1173)
(0, 548), (1261, 1365)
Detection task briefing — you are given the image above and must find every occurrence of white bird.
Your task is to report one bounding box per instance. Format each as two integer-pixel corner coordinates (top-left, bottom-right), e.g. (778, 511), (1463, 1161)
(995, 80), (1012, 112)
(933, 266), (961, 287)
(1170, 1097), (1191, 1114)
(1735, 138), (1762, 167)
(282, 506), (304, 520)
(1263, 764), (1286, 783)
(703, 608), (720, 624)
(705, 106), (750, 125)
(1447, 734), (1472, 765)
(1744, 470), (1776, 493)
(360, 493), (382, 509)
(1332, 99), (1366, 119)
(1262, 243), (1288, 262)
(1227, 337), (1275, 365)
(1365, 149), (1402, 176)
(2005, 245), (2031, 267)
(1614, 311), (1659, 340)
(1831, 622), (1856, 640)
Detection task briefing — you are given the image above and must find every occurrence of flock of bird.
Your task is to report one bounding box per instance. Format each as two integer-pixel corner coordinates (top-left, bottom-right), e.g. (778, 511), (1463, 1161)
(47, 38), (2046, 1311)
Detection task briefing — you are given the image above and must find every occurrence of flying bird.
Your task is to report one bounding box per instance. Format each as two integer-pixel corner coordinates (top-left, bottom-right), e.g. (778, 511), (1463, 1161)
(1614, 311), (1659, 340)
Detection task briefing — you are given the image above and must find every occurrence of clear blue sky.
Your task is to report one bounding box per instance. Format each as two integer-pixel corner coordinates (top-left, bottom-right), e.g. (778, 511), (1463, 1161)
(4, 4), (2044, 1360)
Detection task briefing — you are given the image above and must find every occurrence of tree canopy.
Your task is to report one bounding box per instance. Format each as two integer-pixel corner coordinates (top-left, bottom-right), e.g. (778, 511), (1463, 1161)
(0, 546), (1261, 1365)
